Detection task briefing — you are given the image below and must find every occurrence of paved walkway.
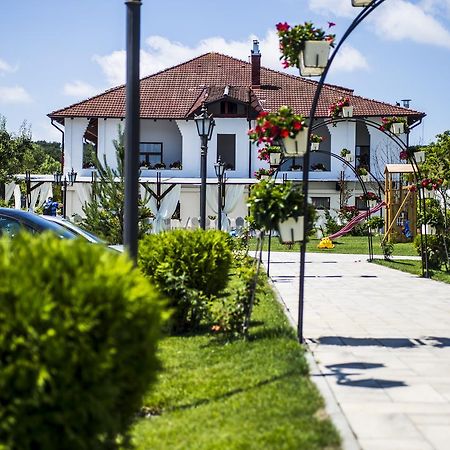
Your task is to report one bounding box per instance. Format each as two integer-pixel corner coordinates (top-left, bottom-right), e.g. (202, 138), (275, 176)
(263, 252), (450, 450)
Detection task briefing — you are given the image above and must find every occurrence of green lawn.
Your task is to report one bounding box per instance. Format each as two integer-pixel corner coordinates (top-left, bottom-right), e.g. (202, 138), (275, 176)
(372, 259), (450, 284)
(132, 277), (341, 450)
(248, 235), (416, 257)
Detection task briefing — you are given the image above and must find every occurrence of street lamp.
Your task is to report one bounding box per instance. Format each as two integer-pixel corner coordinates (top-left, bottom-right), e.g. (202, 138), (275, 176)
(214, 156), (226, 230)
(54, 169), (77, 218)
(194, 103), (215, 229)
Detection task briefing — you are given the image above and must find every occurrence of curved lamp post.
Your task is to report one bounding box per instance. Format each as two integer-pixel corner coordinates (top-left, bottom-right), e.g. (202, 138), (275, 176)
(195, 103), (215, 229)
(214, 156), (226, 230)
(297, 0), (390, 343)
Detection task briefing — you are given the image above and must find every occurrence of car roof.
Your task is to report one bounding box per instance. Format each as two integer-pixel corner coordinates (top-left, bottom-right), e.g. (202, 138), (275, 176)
(0, 208), (77, 239)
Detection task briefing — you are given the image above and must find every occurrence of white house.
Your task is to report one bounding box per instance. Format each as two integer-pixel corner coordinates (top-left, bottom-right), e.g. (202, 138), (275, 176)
(48, 42), (425, 230)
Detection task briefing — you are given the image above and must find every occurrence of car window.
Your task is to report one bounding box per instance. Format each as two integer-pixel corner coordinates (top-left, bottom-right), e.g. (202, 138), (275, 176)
(0, 217), (23, 238)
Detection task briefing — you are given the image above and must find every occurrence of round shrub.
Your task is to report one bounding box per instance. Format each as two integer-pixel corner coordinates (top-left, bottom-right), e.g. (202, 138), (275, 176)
(139, 229), (233, 332)
(0, 233), (164, 450)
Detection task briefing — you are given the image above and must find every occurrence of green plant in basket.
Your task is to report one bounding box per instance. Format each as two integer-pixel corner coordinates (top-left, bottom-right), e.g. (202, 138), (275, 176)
(247, 180), (315, 233)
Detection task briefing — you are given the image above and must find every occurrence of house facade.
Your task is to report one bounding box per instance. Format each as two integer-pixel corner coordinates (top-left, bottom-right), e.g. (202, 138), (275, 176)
(48, 42), (425, 230)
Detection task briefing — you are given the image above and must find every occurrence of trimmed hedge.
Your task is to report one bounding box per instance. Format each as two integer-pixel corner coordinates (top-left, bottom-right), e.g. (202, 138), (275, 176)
(139, 230), (233, 332)
(0, 234), (164, 450)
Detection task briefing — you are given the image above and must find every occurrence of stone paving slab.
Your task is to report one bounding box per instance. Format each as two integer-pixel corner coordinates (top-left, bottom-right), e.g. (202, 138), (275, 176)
(263, 252), (450, 450)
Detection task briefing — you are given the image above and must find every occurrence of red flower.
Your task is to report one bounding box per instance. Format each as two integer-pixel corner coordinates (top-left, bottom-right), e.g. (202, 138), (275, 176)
(293, 121), (303, 130)
(276, 22), (290, 32)
(399, 150), (409, 160)
(258, 111), (269, 118)
(280, 129), (290, 138)
(282, 60), (290, 68)
(408, 185), (417, 192)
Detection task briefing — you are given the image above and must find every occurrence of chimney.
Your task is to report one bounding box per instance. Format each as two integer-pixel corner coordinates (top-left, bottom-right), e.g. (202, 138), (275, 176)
(251, 39), (261, 88)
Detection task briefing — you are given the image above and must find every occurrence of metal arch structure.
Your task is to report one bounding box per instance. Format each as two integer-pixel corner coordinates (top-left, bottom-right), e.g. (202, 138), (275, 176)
(298, 0), (391, 344)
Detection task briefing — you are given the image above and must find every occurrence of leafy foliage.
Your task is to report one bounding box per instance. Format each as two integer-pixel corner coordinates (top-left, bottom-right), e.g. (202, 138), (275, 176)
(82, 127), (152, 244)
(0, 233), (164, 450)
(414, 234), (450, 271)
(248, 180), (316, 232)
(139, 230), (233, 332)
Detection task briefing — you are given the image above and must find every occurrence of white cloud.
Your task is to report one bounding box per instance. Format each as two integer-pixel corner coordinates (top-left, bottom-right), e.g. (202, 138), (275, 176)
(0, 58), (16, 75)
(331, 44), (370, 72)
(63, 80), (99, 98)
(309, 0), (355, 17)
(0, 86), (32, 104)
(370, 0), (450, 47)
(93, 29), (368, 87)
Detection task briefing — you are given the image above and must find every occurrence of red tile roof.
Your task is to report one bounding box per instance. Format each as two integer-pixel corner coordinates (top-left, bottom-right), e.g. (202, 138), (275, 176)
(49, 52), (425, 121)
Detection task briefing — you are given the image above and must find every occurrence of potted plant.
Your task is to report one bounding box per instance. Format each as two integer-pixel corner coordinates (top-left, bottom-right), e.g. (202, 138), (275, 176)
(139, 161), (151, 170)
(359, 191), (380, 208)
(340, 148), (352, 162)
(248, 106), (308, 156)
(311, 163), (327, 171)
(380, 116), (408, 135)
(290, 163), (302, 172)
(258, 145), (283, 166)
(248, 180), (315, 243)
(352, 0), (372, 7)
(276, 21), (336, 77)
(254, 168), (275, 180)
(310, 134), (323, 151)
(154, 162), (166, 170)
(169, 160), (182, 170)
(328, 97), (353, 119)
(357, 167), (369, 182)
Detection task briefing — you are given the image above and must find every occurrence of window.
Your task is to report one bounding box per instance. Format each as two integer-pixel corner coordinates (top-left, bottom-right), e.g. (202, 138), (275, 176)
(217, 134), (236, 170)
(311, 197), (330, 210)
(83, 138), (97, 169)
(140, 142), (163, 166)
(355, 145), (370, 171)
(220, 101), (238, 115)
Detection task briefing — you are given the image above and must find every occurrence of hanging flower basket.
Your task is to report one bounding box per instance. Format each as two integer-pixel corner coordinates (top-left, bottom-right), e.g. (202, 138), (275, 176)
(248, 106), (307, 148)
(270, 152), (282, 165)
(380, 116), (408, 134)
(340, 148), (352, 162)
(278, 216), (305, 243)
(311, 142), (320, 151)
(283, 127), (308, 156)
(299, 41), (331, 77)
(352, 0), (372, 6)
(254, 168), (275, 180)
(368, 199), (377, 208)
(276, 21), (335, 76)
(342, 106), (354, 117)
(329, 97), (351, 119)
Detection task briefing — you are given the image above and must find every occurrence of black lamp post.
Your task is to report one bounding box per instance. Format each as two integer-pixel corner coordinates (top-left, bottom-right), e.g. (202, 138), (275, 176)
(214, 156), (226, 230)
(54, 169), (77, 218)
(25, 170), (32, 210)
(124, 0), (141, 263)
(194, 103), (215, 229)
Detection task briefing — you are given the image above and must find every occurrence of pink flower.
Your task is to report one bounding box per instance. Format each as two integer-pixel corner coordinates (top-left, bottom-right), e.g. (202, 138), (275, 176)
(399, 151), (409, 160)
(282, 60), (290, 68)
(276, 22), (290, 32)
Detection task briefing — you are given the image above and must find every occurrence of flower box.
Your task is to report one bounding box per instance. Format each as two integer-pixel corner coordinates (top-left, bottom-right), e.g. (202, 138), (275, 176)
(360, 175), (369, 182)
(283, 128), (308, 156)
(352, 0), (372, 6)
(270, 153), (282, 165)
(368, 199), (377, 208)
(311, 142), (320, 151)
(260, 175), (271, 180)
(415, 151), (425, 163)
(341, 106), (353, 118)
(391, 122), (405, 134)
(278, 216), (304, 243)
(344, 154), (353, 162)
(299, 41), (331, 77)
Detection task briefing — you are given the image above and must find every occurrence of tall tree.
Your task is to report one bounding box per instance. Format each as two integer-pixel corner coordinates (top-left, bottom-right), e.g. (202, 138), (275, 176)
(82, 127), (152, 244)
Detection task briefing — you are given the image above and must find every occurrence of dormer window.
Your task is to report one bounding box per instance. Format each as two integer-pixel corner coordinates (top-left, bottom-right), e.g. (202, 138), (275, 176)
(220, 101), (237, 115)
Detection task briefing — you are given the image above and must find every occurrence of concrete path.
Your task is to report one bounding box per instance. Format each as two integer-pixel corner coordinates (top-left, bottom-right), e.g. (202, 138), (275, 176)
(263, 252), (450, 450)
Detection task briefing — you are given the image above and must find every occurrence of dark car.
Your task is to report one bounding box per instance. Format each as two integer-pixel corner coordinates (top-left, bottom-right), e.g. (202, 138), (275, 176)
(0, 208), (77, 239)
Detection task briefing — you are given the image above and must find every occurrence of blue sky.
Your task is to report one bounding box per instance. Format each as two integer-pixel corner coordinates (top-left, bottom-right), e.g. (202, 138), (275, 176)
(1, 0), (449, 145)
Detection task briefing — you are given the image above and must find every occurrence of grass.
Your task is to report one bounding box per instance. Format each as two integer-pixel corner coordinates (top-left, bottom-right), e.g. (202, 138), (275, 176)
(131, 277), (341, 450)
(248, 235), (416, 257)
(372, 258), (450, 284)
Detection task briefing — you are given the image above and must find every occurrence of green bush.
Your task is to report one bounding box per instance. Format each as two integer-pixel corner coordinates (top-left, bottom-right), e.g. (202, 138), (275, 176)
(208, 258), (258, 335)
(0, 233), (164, 450)
(414, 234), (450, 270)
(139, 230), (233, 332)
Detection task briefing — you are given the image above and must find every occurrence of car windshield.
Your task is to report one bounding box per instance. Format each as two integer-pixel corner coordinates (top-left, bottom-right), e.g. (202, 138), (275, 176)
(53, 219), (106, 244)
